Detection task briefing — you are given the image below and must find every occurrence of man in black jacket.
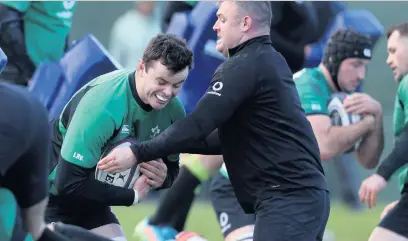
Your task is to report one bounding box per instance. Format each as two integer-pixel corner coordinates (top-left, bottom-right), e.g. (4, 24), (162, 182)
(98, 1), (330, 240)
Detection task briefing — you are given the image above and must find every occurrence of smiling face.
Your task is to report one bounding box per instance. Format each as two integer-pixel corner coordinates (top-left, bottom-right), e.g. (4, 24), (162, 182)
(386, 30), (408, 82)
(137, 59), (188, 109)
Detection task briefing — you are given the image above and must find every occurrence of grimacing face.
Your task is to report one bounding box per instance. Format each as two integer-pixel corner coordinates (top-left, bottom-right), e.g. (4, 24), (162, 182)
(386, 30), (408, 82)
(213, 1), (247, 57)
(337, 58), (369, 92)
(137, 60), (188, 109)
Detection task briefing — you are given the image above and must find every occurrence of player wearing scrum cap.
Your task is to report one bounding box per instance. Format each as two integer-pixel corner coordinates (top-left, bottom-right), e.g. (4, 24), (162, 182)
(294, 28), (384, 168)
(45, 34), (193, 241)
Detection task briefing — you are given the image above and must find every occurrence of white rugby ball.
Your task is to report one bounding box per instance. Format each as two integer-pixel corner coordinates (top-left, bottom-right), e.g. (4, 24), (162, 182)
(328, 93), (361, 126)
(327, 93), (362, 153)
(95, 138), (140, 189)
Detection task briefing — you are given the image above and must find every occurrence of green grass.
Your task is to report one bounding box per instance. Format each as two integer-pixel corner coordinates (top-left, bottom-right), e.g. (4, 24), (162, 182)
(112, 201), (386, 241)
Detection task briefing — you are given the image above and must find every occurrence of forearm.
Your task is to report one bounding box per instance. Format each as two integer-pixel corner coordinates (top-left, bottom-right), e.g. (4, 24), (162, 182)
(133, 123), (222, 163)
(376, 125), (408, 181)
(21, 198), (48, 240)
(356, 115), (384, 169)
(55, 160), (135, 206)
(322, 120), (370, 160)
(178, 130), (223, 155)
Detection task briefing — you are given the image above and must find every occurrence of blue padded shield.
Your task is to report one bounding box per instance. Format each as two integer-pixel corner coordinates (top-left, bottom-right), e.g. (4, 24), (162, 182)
(0, 47), (7, 74)
(29, 34), (122, 120)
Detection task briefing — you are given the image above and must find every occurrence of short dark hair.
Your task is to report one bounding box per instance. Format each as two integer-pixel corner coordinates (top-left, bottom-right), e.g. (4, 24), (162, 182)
(142, 34), (194, 73)
(387, 22), (408, 39)
(235, 1), (272, 31)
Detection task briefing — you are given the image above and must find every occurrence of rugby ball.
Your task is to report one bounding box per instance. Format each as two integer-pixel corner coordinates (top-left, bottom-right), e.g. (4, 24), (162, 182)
(327, 92), (362, 152)
(95, 137), (140, 189)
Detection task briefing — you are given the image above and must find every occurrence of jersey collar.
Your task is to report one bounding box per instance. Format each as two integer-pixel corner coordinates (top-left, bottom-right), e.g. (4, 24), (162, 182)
(129, 71), (153, 112)
(227, 35), (272, 58)
(316, 66), (335, 95)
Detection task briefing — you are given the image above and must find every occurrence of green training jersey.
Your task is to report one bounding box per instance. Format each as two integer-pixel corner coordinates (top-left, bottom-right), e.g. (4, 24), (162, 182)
(48, 69), (186, 194)
(392, 75), (408, 191)
(2, 1), (76, 66)
(0, 188), (33, 241)
(294, 67), (333, 116)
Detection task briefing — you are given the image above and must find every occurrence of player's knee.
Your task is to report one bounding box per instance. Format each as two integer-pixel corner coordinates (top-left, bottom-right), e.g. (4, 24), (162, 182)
(369, 227), (408, 241)
(225, 225), (254, 241)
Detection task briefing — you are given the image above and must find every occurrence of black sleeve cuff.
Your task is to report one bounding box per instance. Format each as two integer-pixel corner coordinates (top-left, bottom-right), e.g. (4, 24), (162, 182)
(376, 125), (408, 181)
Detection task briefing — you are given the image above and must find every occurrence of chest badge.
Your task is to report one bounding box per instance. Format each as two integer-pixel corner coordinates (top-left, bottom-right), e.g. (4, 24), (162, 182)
(150, 125), (161, 138)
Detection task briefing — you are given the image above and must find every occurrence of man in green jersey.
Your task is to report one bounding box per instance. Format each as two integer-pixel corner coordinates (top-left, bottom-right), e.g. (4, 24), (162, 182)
(45, 34), (193, 241)
(294, 29), (383, 169)
(0, 1), (76, 86)
(359, 22), (408, 241)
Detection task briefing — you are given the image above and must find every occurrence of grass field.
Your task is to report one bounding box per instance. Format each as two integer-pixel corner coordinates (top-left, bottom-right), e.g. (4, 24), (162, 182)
(112, 201), (386, 241)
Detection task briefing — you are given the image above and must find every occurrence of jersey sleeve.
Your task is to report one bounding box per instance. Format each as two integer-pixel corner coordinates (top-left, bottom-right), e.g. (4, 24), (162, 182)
(132, 62), (251, 162)
(376, 76), (408, 180)
(398, 76), (408, 125)
(55, 98), (135, 206)
(60, 106), (116, 168)
(1, 2), (31, 12)
(296, 82), (328, 115)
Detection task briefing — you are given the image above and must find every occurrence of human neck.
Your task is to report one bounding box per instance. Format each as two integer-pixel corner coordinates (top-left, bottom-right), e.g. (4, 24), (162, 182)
(319, 63), (338, 92)
(135, 72), (149, 104)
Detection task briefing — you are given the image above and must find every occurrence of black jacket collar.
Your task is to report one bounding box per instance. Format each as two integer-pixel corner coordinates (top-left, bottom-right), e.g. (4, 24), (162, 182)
(228, 35), (272, 57)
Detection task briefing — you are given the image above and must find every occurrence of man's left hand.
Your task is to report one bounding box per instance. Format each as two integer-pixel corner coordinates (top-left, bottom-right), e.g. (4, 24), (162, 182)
(359, 173), (387, 208)
(140, 159), (167, 189)
(97, 147), (137, 173)
(343, 93), (382, 117)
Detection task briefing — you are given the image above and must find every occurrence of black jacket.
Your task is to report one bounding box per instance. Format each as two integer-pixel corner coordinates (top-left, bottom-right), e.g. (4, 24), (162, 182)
(132, 36), (328, 213)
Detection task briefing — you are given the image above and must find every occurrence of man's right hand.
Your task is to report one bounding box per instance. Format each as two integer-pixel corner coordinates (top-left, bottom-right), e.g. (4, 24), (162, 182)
(97, 147), (137, 173)
(132, 175), (151, 203)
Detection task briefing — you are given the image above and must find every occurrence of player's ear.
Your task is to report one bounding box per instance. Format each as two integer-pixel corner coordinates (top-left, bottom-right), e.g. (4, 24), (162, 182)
(242, 16), (252, 32)
(137, 60), (145, 76)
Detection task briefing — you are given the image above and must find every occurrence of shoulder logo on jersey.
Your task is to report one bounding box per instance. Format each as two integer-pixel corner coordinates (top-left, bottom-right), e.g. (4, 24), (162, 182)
(207, 82), (223, 96)
(121, 125), (131, 134)
(150, 125), (161, 138)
